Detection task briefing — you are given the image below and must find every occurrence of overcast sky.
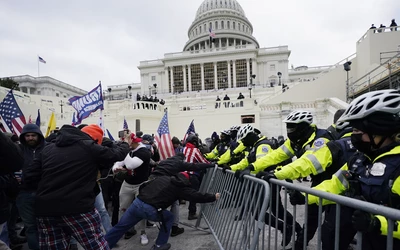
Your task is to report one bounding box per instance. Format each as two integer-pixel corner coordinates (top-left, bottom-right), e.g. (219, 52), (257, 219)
(0, 0), (399, 91)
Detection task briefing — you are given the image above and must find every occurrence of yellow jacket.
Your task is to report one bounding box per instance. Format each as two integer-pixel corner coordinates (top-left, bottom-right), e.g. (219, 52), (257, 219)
(274, 132), (352, 180)
(308, 146), (400, 239)
(230, 137), (272, 172)
(254, 126), (330, 173)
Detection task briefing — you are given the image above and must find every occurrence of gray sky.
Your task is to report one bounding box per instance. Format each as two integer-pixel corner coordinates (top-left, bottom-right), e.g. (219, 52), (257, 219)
(0, 0), (399, 91)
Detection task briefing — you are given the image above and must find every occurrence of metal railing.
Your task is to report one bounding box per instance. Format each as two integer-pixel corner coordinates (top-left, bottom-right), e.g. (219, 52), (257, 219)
(349, 51), (400, 97)
(193, 167), (400, 250)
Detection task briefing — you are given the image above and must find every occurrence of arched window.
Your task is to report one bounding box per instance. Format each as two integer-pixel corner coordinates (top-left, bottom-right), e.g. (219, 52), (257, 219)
(196, 28), (198, 35)
(199, 26), (202, 33)
(227, 21), (230, 29)
(233, 22), (235, 29)
(215, 21), (218, 29)
(221, 21), (224, 29)
(204, 24), (207, 32)
(210, 22), (212, 30)
(243, 24), (245, 31)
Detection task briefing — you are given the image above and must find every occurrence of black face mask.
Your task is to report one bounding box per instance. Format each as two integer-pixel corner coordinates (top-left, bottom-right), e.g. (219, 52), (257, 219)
(242, 133), (258, 147)
(351, 133), (373, 155)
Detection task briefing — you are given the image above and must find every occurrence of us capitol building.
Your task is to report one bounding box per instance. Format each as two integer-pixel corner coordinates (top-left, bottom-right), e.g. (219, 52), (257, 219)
(2, 0), (400, 139)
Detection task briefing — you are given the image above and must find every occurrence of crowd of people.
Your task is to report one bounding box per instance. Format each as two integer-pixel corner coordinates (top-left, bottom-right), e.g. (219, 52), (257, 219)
(1, 89), (400, 250)
(370, 18), (398, 32)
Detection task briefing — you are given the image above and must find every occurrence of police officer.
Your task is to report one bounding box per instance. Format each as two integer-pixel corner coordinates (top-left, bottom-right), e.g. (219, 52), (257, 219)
(215, 125), (244, 166)
(239, 110), (332, 248)
(205, 130), (231, 161)
(308, 89), (400, 249)
(230, 124), (299, 246)
(261, 119), (357, 250)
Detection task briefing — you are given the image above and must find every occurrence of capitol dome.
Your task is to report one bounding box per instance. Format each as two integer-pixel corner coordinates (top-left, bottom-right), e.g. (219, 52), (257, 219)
(183, 0), (259, 51)
(195, 0), (246, 20)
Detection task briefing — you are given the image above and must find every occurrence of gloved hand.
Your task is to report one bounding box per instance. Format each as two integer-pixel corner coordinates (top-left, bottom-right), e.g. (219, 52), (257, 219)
(234, 166), (252, 182)
(256, 171), (277, 182)
(112, 162), (125, 173)
(255, 171), (268, 179)
(352, 210), (381, 233)
(220, 164), (231, 173)
(289, 190), (306, 205)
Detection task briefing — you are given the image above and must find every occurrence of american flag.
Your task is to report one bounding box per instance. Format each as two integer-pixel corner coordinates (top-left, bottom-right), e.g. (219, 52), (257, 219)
(123, 117), (129, 130)
(38, 56), (46, 64)
(209, 27), (216, 38)
(0, 90), (26, 136)
(182, 119), (196, 142)
(154, 111), (175, 160)
(71, 112), (77, 126)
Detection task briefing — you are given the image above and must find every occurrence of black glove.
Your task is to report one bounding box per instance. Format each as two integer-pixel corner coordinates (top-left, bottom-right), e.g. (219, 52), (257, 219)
(220, 164), (231, 173)
(289, 190), (306, 205)
(352, 210), (381, 233)
(255, 171), (268, 179)
(234, 166), (252, 182)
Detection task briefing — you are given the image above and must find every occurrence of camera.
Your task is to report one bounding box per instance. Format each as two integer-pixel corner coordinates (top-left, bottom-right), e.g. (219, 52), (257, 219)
(118, 129), (130, 138)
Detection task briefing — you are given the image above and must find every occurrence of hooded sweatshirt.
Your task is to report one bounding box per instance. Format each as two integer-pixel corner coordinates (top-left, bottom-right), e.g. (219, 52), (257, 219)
(19, 123), (46, 191)
(23, 125), (130, 216)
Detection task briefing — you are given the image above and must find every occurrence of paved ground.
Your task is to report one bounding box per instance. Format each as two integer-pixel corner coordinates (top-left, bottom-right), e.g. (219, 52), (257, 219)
(13, 180), (356, 250)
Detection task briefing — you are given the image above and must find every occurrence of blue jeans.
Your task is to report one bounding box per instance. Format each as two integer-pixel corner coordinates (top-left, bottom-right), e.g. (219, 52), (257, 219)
(16, 191), (39, 250)
(105, 198), (173, 248)
(0, 223), (9, 246)
(94, 191), (112, 233)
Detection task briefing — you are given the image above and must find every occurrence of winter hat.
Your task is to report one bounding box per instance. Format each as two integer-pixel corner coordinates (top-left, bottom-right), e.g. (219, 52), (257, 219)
(82, 124), (104, 145)
(130, 133), (143, 143)
(179, 172), (190, 180)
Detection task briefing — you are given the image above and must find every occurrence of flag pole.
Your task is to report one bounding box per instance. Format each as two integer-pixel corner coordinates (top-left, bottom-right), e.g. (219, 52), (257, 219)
(37, 55), (40, 77)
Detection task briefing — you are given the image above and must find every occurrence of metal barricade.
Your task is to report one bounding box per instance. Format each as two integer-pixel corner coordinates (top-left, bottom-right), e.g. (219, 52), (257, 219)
(190, 168), (400, 250)
(267, 179), (400, 250)
(195, 167), (271, 250)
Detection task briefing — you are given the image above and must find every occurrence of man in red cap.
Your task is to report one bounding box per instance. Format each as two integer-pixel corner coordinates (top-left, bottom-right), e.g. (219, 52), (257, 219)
(23, 124), (130, 250)
(112, 132), (152, 245)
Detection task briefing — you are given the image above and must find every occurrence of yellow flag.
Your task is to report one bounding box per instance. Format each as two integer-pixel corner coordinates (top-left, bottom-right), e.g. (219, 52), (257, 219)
(45, 112), (56, 137)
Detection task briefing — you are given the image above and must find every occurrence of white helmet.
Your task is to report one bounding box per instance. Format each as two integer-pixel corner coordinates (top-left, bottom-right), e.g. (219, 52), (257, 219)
(220, 129), (231, 136)
(230, 125), (241, 132)
(335, 120), (350, 130)
(236, 124), (255, 141)
(338, 90), (400, 123)
(283, 110), (313, 124)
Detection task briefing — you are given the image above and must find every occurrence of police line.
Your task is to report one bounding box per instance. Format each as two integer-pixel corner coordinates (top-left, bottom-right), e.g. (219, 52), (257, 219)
(189, 167), (400, 250)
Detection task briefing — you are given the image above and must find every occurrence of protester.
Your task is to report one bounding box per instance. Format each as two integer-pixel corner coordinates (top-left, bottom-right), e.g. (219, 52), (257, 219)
(24, 124), (130, 250)
(105, 171), (220, 250)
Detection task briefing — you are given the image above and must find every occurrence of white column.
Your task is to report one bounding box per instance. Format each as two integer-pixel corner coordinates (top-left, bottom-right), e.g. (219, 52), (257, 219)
(201, 63), (205, 90)
(183, 66), (187, 92)
(27, 87), (31, 94)
(246, 59), (250, 84)
(214, 62), (218, 90)
(226, 38), (229, 47)
(170, 67), (174, 94)
(233, 60), (237, 88)
(234, 39), (236, 47)
(252, 58), (257, 82)
(218, 39), (221, 48)
(164, 68), (169, 94)
(188, 65), (192, 92)
(227, 61), (232, 88)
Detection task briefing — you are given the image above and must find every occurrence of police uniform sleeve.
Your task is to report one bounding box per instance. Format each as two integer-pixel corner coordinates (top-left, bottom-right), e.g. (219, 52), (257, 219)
(252, 144), (273, 173)
(232, 141), (246, 155)
(308, 163), (350, 205)
(217, 148), (231, 165)
(375, 176), (400, 239)
(275, 144), (333, 180)
(253, 139), (294, 172)
(205, 147), (219, 160)
(230, 157), (249, 171)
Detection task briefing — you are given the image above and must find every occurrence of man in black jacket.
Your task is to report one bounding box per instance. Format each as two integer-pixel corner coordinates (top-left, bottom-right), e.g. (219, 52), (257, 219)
(152, 153), (215, 236)
(0, 131), (23, 250)
(105, 172), (219, 250)
(24, 124), (130, 250)
(16, 123), (46, 250)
